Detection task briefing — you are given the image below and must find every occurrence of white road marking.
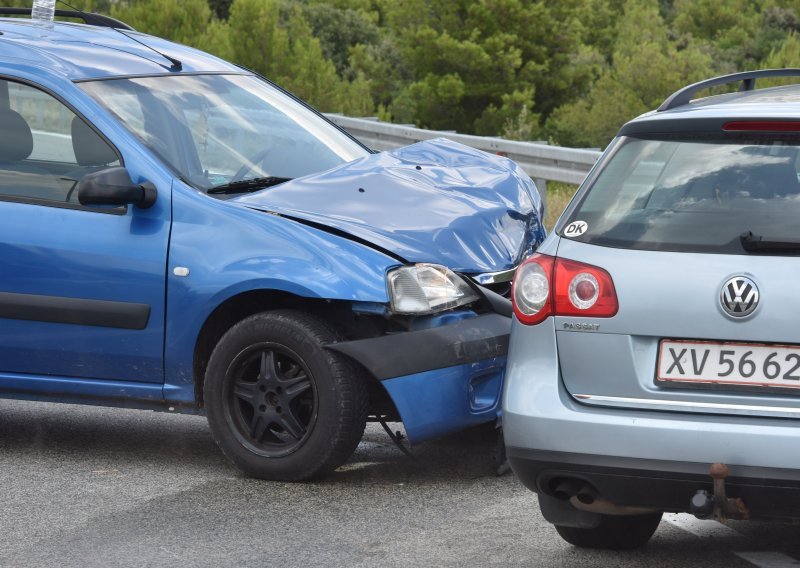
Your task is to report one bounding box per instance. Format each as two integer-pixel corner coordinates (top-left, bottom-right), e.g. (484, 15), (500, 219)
(736, 552), (800, 568)
(665, 514), (800, 568)
(664, 513), (739, 538)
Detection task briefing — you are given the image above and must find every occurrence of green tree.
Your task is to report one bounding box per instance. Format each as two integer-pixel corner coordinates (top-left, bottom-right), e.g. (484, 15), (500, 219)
(31, 0), (373, 116)
(764, 32), (800, 67)
(668, 0), (799, 71)
(12, 0), (800, 145)
(302, 2), (380, 75)
(672, 0), (759, 41)
(546, 0), (713, 148)
(208, 0), (233, 19)
(219, 0), (373, 114)
(112, 0), (215, 46)
(474, 88), (540, 140)
(759, 32), (800, 88)
(354, 0), (605, 134)
(348, 38), (408, 110)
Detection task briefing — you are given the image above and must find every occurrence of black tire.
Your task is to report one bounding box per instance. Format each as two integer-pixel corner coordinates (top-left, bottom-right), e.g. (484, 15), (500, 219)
(554, 512), (663, 550)
(204, 310), (368, 481)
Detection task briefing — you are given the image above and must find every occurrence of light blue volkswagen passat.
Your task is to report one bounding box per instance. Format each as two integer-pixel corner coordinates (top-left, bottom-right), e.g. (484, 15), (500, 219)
(504, 70), (800, 549)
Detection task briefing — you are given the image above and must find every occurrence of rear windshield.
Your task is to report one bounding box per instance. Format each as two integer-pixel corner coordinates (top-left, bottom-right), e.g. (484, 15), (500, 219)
(562, 134), (800, 254)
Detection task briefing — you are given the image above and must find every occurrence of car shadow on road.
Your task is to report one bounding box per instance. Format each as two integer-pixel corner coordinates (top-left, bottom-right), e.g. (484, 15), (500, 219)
(0, 400), (225, 470)
(332, 421), (505, 485)
(0, 399), (505, 483)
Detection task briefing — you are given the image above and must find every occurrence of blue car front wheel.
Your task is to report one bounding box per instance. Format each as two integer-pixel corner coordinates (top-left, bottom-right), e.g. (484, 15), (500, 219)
(204, 310), (368, 480)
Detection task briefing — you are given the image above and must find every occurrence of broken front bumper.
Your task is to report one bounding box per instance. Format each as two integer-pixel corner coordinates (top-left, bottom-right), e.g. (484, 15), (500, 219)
(328, 312), (509, 444)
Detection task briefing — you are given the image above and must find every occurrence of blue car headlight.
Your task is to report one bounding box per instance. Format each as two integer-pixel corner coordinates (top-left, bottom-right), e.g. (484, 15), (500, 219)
(387, 263), (479, 315)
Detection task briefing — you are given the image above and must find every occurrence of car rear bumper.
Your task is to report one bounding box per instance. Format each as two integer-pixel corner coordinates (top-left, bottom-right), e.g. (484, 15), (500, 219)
(503, 318), (800, 519)
(330, 311), (509, 443)
(507, 448), (800, 521)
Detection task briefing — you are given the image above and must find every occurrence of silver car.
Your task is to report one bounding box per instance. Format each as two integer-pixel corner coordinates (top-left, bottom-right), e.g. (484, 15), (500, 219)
(504, 69), (800, 550)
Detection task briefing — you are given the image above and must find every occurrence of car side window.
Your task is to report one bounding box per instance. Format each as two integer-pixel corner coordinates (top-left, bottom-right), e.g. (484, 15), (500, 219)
(0, 79), (120, 206)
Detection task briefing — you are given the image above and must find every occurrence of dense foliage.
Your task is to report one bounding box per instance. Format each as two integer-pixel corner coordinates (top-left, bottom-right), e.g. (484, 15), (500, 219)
(6, 0), (800, 147)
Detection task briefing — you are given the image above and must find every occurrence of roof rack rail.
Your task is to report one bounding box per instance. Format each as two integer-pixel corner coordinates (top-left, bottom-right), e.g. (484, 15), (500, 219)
(0, 8), (134, 30)
(657, 69), (800, 112)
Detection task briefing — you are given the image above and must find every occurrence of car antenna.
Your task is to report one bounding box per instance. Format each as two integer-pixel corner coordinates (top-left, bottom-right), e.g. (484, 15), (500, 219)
(57, 0), (183, 71)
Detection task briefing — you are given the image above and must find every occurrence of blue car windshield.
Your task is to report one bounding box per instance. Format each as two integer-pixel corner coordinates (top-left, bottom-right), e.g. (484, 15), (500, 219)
(562, 134), (800, 254)
(80, 74), (368, 192)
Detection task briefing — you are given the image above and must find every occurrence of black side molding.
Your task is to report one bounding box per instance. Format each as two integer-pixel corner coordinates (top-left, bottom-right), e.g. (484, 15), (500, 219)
(0, 291), (150, 330)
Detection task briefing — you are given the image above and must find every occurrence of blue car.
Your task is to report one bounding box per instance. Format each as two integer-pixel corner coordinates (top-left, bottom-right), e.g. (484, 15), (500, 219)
(0, 10), (543, 479)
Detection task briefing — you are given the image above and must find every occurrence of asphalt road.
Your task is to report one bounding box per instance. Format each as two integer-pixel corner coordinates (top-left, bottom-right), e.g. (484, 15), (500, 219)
(1, 399), (798, 568)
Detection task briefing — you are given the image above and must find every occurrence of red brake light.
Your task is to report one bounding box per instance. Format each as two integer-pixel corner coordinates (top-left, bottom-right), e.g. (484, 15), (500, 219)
(574, 277), (597, 302)
(723, 121), (800, 132)
(512, 255), (618, 325)
(553, 258), (618, 318)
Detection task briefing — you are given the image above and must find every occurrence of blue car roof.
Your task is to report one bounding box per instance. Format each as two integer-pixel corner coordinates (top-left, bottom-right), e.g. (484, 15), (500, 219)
(0, 18), (241, 80)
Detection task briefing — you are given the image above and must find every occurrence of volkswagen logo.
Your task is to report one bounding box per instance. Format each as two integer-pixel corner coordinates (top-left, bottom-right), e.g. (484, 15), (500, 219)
(720, 276), (759, 318)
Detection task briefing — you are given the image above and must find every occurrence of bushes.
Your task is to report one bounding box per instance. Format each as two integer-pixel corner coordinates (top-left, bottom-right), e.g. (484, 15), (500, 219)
(8, 0), (800, 147)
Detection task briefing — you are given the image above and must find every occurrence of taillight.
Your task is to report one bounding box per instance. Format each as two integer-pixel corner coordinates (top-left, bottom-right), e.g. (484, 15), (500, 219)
(512, 254), (618, 325)
(512, 254), (554, 325)
(553, 257), (618, 318)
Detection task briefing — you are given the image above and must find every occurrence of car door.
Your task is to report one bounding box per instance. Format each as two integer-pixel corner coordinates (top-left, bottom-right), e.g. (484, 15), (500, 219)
(0, 78), (168, 385)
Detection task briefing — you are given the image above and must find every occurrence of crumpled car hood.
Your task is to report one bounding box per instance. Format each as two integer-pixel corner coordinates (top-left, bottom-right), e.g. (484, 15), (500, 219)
(234, 138), (544, 274)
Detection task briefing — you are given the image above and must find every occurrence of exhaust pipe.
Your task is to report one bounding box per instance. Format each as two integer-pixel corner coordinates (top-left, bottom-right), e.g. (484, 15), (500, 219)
(575, 484), (598, 505)
(551, 479), (659, 516)
(552, 479), (585, 502)
(570, 495), (659, 516)
(561, 480), (658, 516)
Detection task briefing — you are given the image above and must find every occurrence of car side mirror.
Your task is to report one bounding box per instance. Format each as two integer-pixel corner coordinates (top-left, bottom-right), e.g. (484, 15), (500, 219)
(78, 166), (157, 209)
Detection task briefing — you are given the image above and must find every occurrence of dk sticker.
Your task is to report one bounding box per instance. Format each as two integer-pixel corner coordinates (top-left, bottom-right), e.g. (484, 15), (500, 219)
(564, 220), (588, 237)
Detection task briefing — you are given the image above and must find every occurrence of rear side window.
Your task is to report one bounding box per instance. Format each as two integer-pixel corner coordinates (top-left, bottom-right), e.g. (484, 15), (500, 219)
(563, 135), (800, 254)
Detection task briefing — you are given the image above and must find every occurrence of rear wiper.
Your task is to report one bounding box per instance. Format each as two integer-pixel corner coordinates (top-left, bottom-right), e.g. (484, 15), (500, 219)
(740, 231), (800, 253)
(207, 176), (292, 195)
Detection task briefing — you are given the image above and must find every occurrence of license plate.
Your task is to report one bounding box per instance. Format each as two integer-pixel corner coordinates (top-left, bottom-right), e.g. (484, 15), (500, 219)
(657, 339), (800, 390)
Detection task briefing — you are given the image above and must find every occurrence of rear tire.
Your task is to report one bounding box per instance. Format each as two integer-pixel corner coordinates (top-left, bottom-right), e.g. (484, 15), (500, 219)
(204, 310), (368, 481)
(554, 512), (663, 550)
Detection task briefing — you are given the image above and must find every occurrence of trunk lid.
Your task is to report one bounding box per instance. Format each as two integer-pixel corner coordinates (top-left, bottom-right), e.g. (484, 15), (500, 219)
(554, 132), (800, 418)
(557, 239), (800, 417)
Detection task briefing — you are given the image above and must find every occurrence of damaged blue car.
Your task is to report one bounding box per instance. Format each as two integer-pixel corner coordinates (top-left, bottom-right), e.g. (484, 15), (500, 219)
(0, 9), (544, 479)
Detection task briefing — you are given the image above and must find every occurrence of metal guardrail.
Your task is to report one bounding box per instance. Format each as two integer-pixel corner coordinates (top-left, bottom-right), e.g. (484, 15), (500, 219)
(324, 114), (602, 189)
